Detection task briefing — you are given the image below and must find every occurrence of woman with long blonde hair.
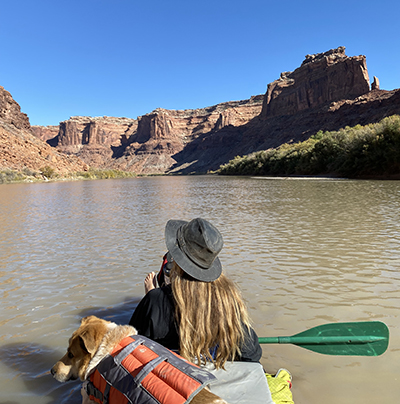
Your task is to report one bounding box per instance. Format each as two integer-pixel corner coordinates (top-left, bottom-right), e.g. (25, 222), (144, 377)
(129, 218), (261, 369)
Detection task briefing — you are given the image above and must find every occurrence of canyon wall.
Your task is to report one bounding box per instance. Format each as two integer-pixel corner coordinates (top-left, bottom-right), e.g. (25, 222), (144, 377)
(57, 116), (138, 148)
(166, 47), (400, 174)
(4, 47), (400, 176)
(174, 88), (400, 174)
(0, 86), (88, 174)
(40, 96), (264, 174)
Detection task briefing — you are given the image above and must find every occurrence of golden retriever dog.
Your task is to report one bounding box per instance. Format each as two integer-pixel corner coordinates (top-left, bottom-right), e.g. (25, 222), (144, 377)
(51, 316), (228, 404)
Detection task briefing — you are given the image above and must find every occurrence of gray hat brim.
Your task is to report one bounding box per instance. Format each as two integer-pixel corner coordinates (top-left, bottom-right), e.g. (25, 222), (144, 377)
(165, 219), (222, 282)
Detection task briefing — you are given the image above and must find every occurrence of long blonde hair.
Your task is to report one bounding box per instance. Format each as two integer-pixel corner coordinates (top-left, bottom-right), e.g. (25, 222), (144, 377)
(170, 264), (251, 369)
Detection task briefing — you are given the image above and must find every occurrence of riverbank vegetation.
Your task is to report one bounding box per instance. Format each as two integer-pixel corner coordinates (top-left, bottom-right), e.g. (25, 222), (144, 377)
(0, 167), (136, 184)
(74, 169), (136, 180)
(218, 115), (400, 178)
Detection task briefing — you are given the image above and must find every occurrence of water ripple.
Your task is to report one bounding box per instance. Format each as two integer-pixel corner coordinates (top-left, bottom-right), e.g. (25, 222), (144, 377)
(0, 177), (399, 404)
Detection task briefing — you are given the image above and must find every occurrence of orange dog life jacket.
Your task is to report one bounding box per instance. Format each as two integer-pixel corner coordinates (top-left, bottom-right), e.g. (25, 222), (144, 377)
(85, 335), (216, 404)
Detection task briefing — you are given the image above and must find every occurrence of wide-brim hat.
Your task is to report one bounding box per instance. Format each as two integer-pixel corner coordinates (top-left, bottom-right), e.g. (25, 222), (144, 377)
(165, 218), (223, 282)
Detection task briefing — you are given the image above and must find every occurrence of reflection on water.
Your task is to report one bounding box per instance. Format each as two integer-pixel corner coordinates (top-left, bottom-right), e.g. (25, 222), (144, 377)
(0, 176), (399, 404)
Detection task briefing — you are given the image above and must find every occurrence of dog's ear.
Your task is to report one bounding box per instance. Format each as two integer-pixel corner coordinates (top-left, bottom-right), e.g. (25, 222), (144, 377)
(80, 315), (99, 326)
(77, 316), (110, 356)
(78, 330), (99, 355)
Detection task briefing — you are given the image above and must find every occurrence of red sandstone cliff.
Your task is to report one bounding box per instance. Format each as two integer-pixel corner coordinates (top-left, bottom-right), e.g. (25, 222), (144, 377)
(175, 88), (400, 174)
(261, 46), (370, 118)
(31, 125), (59, 142)
(56, 116), (138, 147)
(166, 47), (400, 174)
(39, 96), (263, 174)
(0, 86), (30, 130)
(4, 47), (400, 176)
(116, 97), (264, 173)
(0, 86), (88, 175)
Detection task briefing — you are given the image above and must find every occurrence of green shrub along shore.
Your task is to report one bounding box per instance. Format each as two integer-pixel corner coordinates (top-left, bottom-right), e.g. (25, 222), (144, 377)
(219, 115), (400, 178)
(0, 168), (136, 184)
(2, 115), (400, 183)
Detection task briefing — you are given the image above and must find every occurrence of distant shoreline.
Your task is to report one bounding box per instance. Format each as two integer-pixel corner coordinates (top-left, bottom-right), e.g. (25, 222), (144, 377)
(2, 169), (399, 185)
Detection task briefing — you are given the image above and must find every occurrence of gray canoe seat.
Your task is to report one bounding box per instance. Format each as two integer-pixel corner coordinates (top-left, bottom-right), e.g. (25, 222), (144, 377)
(204, 362), (274, 404)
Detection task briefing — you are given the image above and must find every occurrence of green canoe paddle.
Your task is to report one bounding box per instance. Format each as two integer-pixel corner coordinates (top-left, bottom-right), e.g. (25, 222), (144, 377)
(259, 321), (389, 356)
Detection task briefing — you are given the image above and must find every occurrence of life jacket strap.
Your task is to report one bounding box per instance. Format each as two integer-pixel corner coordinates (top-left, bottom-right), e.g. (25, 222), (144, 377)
(86, 380), (111, 404)
(113, 337), (145, 365)
(135, 354), (168, 385)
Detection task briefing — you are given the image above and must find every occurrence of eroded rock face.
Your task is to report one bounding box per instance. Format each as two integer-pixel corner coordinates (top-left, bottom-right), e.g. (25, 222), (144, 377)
(174, 88), (400, 174)
(260, 47), (370, 118)
(0, 86), (30, 130)
(131, 96), (263, 148)
(118, 97), (264, 173)
(0, 86), (88, 174)
(39, 96), (263, 173)
(57, 116), (138, 147)
(0, 122), (89, 174)
(9, 47), (400, 176)
(31, 125), (59, 143)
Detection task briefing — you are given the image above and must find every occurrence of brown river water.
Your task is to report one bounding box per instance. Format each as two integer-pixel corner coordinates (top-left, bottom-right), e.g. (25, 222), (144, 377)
(0, 175), (399, 404)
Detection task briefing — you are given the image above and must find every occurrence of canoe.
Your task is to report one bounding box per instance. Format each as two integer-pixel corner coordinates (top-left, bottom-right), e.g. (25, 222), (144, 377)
(205, 362), (294, 404)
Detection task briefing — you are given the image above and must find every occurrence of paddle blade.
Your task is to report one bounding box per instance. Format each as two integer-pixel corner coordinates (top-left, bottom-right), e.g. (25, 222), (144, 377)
(290, 321), (389, 356)
(259, 321), (389, 356)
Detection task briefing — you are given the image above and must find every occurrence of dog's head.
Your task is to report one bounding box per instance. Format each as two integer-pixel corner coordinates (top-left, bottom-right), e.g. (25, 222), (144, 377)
(51, 315), (112, 382)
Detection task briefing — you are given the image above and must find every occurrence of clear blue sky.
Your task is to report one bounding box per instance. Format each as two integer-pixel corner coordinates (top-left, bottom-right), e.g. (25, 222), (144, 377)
(1, 0), (399, 126)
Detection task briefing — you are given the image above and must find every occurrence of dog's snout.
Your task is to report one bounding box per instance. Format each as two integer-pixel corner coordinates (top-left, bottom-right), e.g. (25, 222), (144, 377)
(51, 367), (55, 376)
